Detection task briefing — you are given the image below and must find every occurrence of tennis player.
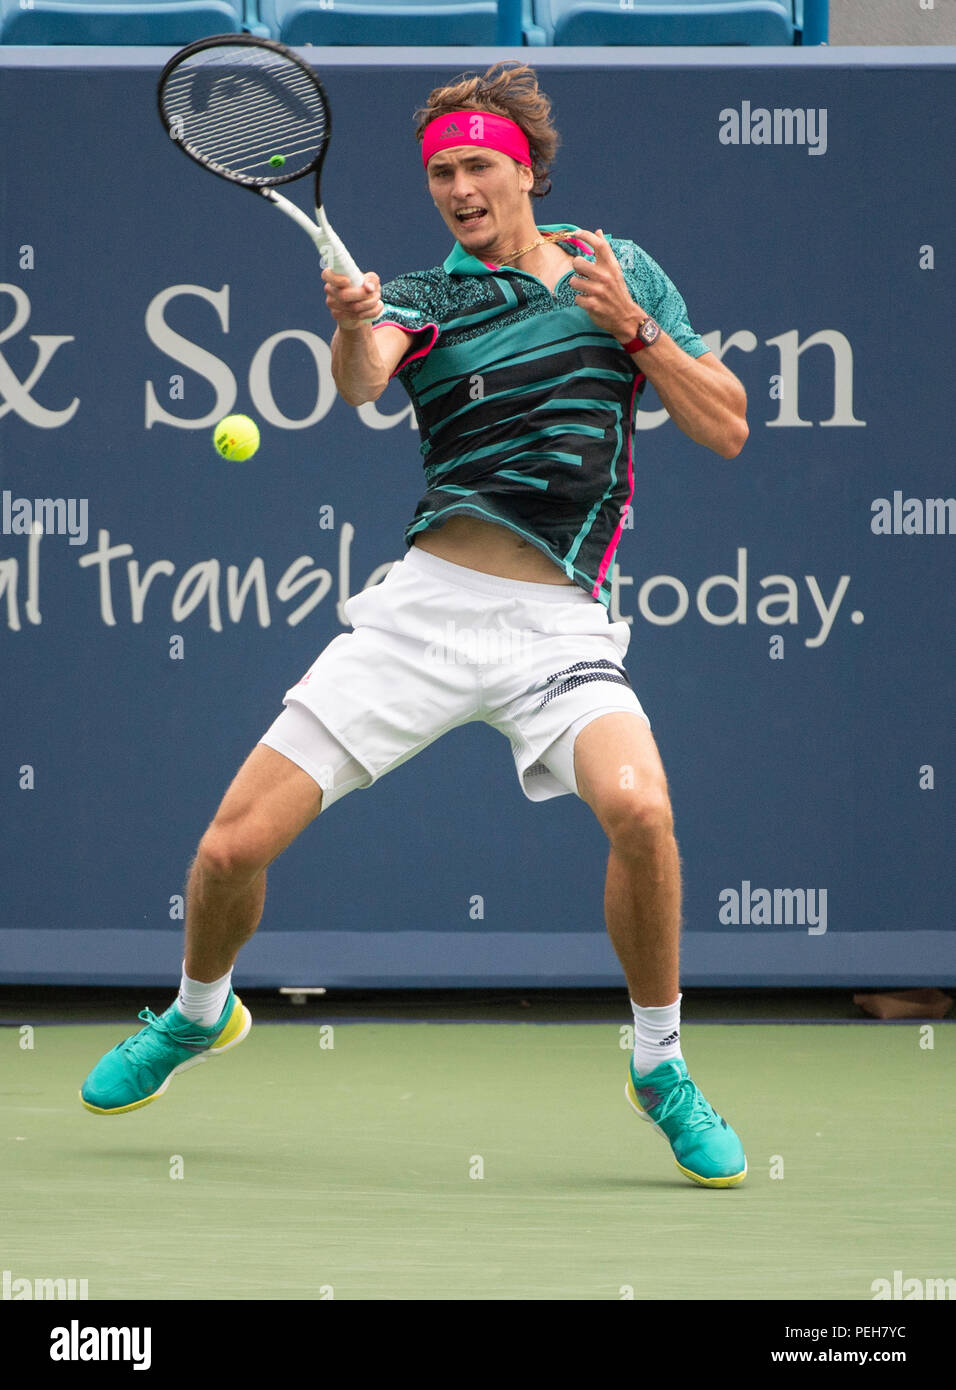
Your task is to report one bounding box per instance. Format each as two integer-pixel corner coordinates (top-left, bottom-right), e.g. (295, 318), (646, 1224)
(81, 64), (749, 1188)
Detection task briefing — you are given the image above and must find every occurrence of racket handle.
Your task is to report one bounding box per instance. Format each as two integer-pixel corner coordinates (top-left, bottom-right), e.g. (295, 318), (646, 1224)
(262, 190), (365, 286)
(314, 206), (364, 286)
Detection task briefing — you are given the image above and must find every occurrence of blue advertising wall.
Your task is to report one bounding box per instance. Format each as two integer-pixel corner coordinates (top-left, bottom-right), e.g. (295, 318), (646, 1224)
(0, 47), (953, 987)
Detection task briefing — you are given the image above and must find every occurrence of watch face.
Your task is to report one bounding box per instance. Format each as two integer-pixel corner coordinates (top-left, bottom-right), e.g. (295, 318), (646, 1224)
(640, 317), (660, 344)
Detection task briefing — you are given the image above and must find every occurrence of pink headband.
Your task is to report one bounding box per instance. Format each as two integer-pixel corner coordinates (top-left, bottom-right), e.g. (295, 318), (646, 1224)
(421, 110), (532, 168)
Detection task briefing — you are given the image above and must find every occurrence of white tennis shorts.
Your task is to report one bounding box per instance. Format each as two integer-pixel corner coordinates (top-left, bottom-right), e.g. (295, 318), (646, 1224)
(259, 544), (649, 810)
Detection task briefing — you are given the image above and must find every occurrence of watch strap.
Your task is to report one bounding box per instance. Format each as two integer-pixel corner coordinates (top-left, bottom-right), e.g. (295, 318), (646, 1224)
(622, 316), (658, 354)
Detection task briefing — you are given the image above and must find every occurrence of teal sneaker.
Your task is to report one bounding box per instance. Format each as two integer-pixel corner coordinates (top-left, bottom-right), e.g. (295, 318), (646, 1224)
(80, 991), (251, 1115)
(625, 1057), (747, 1188)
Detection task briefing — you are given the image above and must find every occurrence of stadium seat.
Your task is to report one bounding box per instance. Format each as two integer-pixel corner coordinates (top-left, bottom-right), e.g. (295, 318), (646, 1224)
(259, 0), (499, 46)
(526, 0), (828, 47)
(0, 0), (244, 44)
(0, 0), (828, 49)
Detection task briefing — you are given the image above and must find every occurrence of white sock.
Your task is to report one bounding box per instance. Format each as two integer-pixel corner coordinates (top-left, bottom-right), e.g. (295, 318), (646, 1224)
(631, 995), (683, 1076)
(177, 963), (233, 1027)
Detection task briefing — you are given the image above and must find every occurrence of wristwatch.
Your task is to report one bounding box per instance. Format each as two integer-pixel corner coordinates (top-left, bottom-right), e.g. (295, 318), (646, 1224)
(622, 316), (661, 354)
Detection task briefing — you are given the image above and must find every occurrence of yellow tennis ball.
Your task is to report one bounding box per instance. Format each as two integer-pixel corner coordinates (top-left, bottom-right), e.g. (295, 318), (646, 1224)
(213, 414), (260, 461)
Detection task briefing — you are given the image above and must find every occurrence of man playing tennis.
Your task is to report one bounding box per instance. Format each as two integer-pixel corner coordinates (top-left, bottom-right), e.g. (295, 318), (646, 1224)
(81, 63), (749, 1188)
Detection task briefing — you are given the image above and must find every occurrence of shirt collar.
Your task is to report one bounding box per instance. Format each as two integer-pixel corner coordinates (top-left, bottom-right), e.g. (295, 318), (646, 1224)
(443, 224), (591, 276)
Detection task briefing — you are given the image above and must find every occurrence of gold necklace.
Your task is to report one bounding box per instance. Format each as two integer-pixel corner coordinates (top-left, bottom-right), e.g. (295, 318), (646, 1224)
(501, 229), (569, 264)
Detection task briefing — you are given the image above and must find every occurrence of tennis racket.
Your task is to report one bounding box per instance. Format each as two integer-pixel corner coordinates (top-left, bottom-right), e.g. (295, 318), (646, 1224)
(157, 34), (363, 287)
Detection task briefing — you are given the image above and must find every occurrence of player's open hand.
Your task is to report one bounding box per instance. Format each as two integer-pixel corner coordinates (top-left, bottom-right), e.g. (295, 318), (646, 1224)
(568, 229), (642, 344)
(323, 267), (383, 330)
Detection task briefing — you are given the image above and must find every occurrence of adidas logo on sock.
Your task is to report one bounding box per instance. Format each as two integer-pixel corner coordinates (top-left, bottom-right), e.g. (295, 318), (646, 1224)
(659, 1030), (680, 1046)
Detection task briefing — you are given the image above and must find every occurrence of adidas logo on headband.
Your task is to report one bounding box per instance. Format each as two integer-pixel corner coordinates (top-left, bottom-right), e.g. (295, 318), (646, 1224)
(421, 112), (532, 169)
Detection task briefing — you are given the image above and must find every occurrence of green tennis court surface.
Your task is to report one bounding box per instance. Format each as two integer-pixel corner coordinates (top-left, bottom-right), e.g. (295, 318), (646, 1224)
(3, 1018), (952, 1301)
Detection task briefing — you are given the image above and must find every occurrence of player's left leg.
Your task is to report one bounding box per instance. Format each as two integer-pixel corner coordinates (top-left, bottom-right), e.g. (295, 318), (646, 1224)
(573, 712), (747, 1188)
(572, 712), (679, 1008)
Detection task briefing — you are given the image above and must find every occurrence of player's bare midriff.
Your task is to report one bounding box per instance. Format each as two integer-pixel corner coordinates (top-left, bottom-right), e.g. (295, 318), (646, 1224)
(412, 516), (575, 585)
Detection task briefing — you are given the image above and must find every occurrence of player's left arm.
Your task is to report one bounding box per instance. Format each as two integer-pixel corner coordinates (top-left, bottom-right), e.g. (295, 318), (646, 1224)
(569, 229), (748, 459)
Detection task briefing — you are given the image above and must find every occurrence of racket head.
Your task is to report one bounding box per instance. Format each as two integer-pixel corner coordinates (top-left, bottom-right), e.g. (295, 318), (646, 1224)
(157, 35), (331, 191)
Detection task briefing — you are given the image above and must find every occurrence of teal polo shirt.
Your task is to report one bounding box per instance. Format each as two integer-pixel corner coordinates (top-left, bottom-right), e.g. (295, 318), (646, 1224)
(371, 225), (710, 607)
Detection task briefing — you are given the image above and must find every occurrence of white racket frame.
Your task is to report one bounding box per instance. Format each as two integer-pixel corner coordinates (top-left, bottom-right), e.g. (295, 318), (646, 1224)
(260, 188), (364, 286)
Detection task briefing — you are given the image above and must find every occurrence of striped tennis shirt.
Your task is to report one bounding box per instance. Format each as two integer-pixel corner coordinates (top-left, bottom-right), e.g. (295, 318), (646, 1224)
(372, 225), (711, 607)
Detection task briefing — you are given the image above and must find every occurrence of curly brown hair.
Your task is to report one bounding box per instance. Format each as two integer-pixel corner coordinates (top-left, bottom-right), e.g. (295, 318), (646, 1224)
(415, 62), (560, 198)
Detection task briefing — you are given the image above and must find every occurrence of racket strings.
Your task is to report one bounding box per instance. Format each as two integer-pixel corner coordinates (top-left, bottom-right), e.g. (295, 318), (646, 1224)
(163, 73), (318, 152)
(163, 84), (324, 175)
(174, 102), (321, 175)
(161, 48), (329, 182)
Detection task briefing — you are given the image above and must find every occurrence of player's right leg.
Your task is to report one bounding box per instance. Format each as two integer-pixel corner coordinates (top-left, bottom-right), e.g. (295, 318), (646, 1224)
(79, 745), (325, 1115)
(80, 546), (483, 1116)
(184, 743), (327, 983)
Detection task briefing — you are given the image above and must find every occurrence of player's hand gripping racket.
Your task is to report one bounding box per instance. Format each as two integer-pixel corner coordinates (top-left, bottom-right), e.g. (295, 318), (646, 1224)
(158, 34), (363, 289)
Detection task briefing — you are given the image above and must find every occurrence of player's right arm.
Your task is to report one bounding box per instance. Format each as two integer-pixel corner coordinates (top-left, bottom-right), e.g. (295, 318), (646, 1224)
(324, 268), (410, 406)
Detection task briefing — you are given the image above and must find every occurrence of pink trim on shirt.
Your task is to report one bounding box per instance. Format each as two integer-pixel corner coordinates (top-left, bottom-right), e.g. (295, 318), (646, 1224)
(372, 319), (439, 378)
(592, 370), (643, 601)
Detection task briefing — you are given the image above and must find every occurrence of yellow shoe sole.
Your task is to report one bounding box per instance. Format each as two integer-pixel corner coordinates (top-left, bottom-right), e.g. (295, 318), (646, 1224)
(625, 1072), (747, 1188)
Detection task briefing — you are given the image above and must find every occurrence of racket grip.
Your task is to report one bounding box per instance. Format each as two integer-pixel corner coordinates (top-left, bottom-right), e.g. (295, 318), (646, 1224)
(262, 190), (366, 289)
(314, 207), (364, 286)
